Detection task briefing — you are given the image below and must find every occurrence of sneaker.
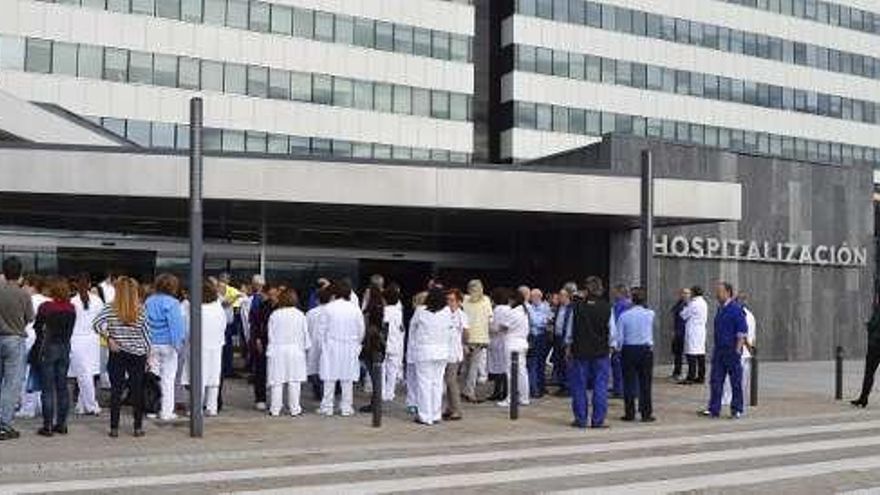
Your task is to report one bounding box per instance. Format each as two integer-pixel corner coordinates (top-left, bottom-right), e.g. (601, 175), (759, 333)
(159, 413), (178, 422)
(204, 410), (218, 417)
(254, 402), (267, 411)
(317, 408), (334, 417)
(0, 427), (20, 441)
(406, 405), (418, 415)
(146, 413), (158, 420)
(700, 410), (719, 418)
(496, 400), (510, 408)
(268, 411), (280, 417)
(290, 408), (303, 417)
(730, 412), (744, 420)
(340, 409), (354, 417)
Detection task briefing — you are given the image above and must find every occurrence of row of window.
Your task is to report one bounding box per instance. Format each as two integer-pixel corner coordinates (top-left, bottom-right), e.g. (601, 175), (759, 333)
(92, 116), (472, 162)
(515, 44), (880, 126)
(720, 0), (880, 36)
(1, 36), (472, 122)
(512, 101), (880, 167)
(515, 0), (880, 81)
(35, 0), (472, 64)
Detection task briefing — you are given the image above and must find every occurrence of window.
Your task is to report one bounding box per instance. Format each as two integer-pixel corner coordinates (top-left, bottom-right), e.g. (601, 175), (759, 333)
(432, 31), (450, 59)
(203, 128), (222, 151)
(179, 57), (199, 89)
(127, 120), (151, 146)
(0, 36), (25, 70)
(394, 25), (414, 54)
(334, 141), (353, 158)
(553, 0), (568, 21)
(517, 102), (536, 129)
(271, 4), (292, 34)
(585, 55), (600, 81)
(646, 12), (661, 37)
(77, 45), (102, 78)
(289, 136), (310, 154)
(226, 0), (248, 29)
(414, 28), (431, 57)
(128, 51), (153, 84)
(312, 138), (331, 156)
(586, 2), (602, 27)
(412, 88), (430, 116)
(536, 0), (552, 19)
(569, 108), (586, 134)
(601, 57), (615, 83)
(353, 81), (373, 110)
(249, 1), (270, 32)
(154, 54), (177, 87)
(431, 91), (449, 119)
(102, 49), (129, 83)
(293, 8), (314, 38)
(631, 63), (647, 88)
(553, 50), (568, 76)
(569, 53), (584, 79)
(354, 18), (374, 48)
(333, 77), (354, 107)
(536, 104), (552, 130)
(602, 4), (615, 29)
(314, 12), (334, 42)
(376, 21), (394, 51)
(203, 0), (226, 25)
(291, 72), (312, 101)
(615, 60), (631, 86)
(450, 93), (468, 121)
(312, 74), (332, 104)
(601, 112), (615, 134)
(352, 143), (372, 159)
(156, 0), (180, 19)
(201, 60), (223, 91)
(536, 47), (553, 74)
(335, 15), (354, 44)
(152, 122), (175, 148)
(374, 83), (392, 112)
(25, 38), (52, 74)
(131, 0), (154, 15)
(107, 0), (128, 13)
(646, 65), (662, 90)
(224, 63), (247, 94)
(615, 7), (632, 33)
(519, 0), (536, 16)
(51, 41), (77, 76)
(268, 68), (290, 99)
(662, 68), (675, 92)
(586, 110), (600, 135)
(675, 70), (689, 94)
(393, 85), (411, 114)
(268, 134), (288, 154)
(450, 34), (469, 62)
(675, 18), (690, 43)
(518, 45), (536, 72)
(552, 106), (568, 132)
(181, 0), (202, 22)
(222, 130), (245, 152)
(245, 131), (267, 152)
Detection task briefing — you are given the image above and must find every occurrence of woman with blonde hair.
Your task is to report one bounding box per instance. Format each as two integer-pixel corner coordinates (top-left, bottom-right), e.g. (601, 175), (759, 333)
(462, 280), (492, 402)
(92, 277), (150, 438)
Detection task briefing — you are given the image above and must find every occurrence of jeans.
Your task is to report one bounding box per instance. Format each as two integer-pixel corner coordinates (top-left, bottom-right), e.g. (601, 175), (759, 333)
(526, 334), (549, 396)
(150, 345), (178, 419)
(622, 345), (654, 420)
(108, 350), (146, 430)
(568, 356), (610, 427)
(551, 337), (568, 390)
(671, 332), (685, 377)
(0, 335), (25, 429)
(708, 350), (744, 416)
(39, 342), (71, 429)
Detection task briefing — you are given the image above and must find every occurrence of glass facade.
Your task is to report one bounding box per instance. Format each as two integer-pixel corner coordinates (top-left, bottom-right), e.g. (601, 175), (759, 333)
(5, 35), (472, 123)
(513, 101), (880, 167)
(35, 0), (473, 64)
(515, 44), (880, 126)
(720, 0), (880, 36)
(515, 0), (880, 81)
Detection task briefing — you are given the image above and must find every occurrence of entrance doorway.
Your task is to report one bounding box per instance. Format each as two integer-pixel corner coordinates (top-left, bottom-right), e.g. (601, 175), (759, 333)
(57, 247), (156, 282)
(358, 259), (434, 303)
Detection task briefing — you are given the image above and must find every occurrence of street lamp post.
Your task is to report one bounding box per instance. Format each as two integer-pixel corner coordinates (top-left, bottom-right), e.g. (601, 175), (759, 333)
(189, 97), (205, 438)
(640, 150), (654, 301)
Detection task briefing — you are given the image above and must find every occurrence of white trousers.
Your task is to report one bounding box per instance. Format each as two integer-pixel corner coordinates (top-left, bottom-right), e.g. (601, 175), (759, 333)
(462, 346), (487, 397)
(405, 363), (417, 408)
(74, 374), (100, 414)
(203, 386), (219, 415)
(503, 350), (530, 405)
(151, 345), (178, 420)
(383, 357), (402, 402)
(270, 381), (302, 416)
(415, 360), (446, 425)
(320, 380), (353, 415)
(722, 357), (752, 408)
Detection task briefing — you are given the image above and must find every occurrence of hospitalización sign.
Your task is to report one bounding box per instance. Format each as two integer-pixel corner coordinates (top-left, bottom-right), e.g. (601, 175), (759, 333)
(653, 235), (867, 268)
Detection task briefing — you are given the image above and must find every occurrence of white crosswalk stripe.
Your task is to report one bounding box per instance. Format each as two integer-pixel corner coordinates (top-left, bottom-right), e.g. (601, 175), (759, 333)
(2, 416), (880, 494)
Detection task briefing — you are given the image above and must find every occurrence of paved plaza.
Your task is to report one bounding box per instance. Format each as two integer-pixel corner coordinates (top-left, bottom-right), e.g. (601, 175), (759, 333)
(1, 359), (880, 494)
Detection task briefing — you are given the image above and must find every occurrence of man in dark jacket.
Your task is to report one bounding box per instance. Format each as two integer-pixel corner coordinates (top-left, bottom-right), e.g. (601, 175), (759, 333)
(565, 276), (612, 429)
(670, 288), (690, 380)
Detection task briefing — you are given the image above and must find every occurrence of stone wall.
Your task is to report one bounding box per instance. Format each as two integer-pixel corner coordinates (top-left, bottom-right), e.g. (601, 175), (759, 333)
(607, 135), (874, 361)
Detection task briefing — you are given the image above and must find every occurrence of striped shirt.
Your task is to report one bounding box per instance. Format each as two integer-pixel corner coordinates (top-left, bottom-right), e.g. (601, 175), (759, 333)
(92, 305), (151, 356)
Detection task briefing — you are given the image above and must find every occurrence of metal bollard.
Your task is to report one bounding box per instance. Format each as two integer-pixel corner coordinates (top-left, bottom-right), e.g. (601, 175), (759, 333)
(835, 346), (844, 401)
(510, 352), (519, 421)
(749, 348), (758, 407)
(371, 360), (383, 428)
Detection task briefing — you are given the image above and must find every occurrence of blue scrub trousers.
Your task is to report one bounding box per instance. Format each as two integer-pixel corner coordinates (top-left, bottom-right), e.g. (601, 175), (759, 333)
(708, 349), (744, 416)
(527, 333), (549, 396)
(622, 345), (653, 419)
(551, 337), (568, 390)
(568, 356), (610, 427)
(610, 351), (623, 396)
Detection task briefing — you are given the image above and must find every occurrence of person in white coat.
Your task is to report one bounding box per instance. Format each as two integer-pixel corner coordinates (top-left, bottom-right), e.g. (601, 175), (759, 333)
(318, 280), (365, 417)
(69, 273), (104, 416)
(679, 286), (708, 385)
(409, 288), (452, 425)
(267, 289), (310, 417)
(306, 288), (331, 401)
(17, 275), (48, 419)
(492, 288), (530, 408)
(405, 291), (428, 414)
(723, 292), (757, 408)
(382, 284), (404, 402)
(200, 282), (226, 416)
(487, 290), (509, 402)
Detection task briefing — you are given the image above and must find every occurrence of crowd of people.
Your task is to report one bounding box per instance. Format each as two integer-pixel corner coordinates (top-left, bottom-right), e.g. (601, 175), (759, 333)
(0, 254), (761, 440)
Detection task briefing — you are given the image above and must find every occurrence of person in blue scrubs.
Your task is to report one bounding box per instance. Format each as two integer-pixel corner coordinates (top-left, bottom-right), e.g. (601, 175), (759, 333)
(617, 287), (655, 422)
(550, 286), (575, 397)
(609, 285), (631, 398)
(703, 282), (748, 419)
(526, 289), (551, 398)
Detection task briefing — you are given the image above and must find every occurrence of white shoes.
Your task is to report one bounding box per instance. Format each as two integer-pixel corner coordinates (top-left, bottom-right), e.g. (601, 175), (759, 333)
(254, 402), (267, 411)
(317, 408), (334, 417)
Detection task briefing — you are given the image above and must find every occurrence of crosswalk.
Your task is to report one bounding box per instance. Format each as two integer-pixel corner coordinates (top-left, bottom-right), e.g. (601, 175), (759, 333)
(3, 414), (880, 494)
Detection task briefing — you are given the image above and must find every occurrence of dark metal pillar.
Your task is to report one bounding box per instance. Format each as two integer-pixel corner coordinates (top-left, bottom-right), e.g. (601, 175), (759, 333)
(189, 97), (204, 438)
(640, 150), (654, 301)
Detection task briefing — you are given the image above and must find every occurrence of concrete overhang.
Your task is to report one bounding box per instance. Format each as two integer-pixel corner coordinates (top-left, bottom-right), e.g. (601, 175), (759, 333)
(0, 145), (742, 222)
(0, 91), (125, 146)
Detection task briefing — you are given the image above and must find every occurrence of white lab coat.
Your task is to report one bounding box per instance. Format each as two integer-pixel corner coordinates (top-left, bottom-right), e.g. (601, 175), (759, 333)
(488, 305), (511, 374)
(680, 296), (708, 355)
(384, 303), (405, 360)
(306, 305), (328, 376)
(267, 307), (311, 385)
(319, 299), (365, 381)
(408, 307), (452, 363)
(444, 307), (469, 363)
(742, 307), (757, 359)
(181, 300), (226, 387)
(68, 294), (104, 377)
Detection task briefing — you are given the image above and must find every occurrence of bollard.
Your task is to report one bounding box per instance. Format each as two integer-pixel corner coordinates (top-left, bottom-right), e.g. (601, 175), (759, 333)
(835, 346), (844, 401)
(749, 348), (758, 407)
(510, 352), (519, 420)
(371, 360), (383, 428)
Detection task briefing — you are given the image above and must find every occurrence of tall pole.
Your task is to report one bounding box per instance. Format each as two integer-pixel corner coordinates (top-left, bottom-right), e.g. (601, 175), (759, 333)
(640, 150), (654, 303)
(189, 97), (205, 438)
